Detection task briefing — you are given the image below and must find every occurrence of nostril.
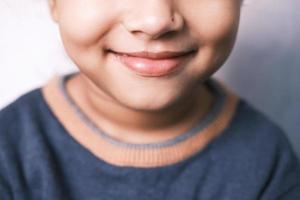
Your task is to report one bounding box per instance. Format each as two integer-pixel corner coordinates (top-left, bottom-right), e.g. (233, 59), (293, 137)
(122, 6), (184, 41)
(131, 27), (178, 41)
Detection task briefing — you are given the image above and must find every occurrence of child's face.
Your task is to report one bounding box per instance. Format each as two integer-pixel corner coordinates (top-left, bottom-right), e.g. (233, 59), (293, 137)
(49, 0), (241, 111)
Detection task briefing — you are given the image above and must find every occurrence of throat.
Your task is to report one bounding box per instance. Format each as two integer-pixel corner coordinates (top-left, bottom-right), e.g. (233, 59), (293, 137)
(42, 72), (238, 167)
(65, 73), (214, 144)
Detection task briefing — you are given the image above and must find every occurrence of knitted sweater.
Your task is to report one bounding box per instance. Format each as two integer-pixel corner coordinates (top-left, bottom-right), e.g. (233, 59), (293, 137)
(0, 73), (300, 200)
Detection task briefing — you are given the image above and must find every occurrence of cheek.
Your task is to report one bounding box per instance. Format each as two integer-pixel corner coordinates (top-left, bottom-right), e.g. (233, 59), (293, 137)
(187, 2), (240, 45)
(58, 1), (117, 46)
(182, 3), (240, 80)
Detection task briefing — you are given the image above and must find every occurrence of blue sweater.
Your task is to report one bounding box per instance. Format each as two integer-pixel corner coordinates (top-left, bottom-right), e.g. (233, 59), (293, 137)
(0, 74), (300, 200)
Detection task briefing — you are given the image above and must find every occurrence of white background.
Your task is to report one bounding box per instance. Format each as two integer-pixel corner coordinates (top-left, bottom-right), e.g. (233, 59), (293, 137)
(0, 0), (299, 156)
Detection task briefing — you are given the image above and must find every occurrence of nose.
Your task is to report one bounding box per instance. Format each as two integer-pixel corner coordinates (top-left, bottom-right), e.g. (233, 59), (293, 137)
(122, 1), (184, 40)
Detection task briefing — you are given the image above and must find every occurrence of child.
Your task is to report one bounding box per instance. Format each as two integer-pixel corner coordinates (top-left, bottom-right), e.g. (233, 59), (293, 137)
(0, 0), (300, 199)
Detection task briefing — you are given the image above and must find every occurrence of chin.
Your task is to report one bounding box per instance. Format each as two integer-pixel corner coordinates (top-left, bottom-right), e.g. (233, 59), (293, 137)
(116, 91), (182, 113)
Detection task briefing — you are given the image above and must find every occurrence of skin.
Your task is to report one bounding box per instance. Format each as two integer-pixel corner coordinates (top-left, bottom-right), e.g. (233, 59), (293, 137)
(48, 0), (241, 144)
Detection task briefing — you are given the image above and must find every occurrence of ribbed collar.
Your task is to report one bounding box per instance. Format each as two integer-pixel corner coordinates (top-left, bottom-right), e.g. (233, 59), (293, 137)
(42, 73), (239, 168)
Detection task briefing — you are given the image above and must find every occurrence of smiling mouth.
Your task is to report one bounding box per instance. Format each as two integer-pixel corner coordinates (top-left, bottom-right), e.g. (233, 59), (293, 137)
(108, 49), (197, 77)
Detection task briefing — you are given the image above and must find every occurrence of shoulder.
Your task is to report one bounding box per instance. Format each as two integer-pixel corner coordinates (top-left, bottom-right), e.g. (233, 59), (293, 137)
(0, 88), (44, 133)
(214, 97), (300, 198)
(225, 97), (299, 164)
(212, 93), (295, 162)
(211, 78), (289, 152)
(0, 88), (53, 198)
(0, 88), (49, 154)
(225, 97), (292, 149)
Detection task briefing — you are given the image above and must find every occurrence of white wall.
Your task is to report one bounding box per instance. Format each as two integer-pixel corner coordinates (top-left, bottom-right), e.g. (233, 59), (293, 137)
(215, 0), (300, 156)
(1, 1), (299, 156)
(0, 0), (76, 108)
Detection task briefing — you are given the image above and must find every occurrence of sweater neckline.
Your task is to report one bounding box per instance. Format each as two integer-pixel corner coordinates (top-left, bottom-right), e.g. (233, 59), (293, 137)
(42, 73), (239, 168)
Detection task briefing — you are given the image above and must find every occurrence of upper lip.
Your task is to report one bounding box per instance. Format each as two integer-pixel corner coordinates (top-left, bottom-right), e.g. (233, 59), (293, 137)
(109, 50), (197, 60)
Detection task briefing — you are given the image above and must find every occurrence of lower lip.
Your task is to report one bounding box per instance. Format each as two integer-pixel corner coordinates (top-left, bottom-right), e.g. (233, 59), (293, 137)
(111, 51), (196, 77)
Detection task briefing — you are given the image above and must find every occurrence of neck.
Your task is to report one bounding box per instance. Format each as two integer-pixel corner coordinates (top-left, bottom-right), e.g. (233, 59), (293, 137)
(66, 73), (214, 144)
